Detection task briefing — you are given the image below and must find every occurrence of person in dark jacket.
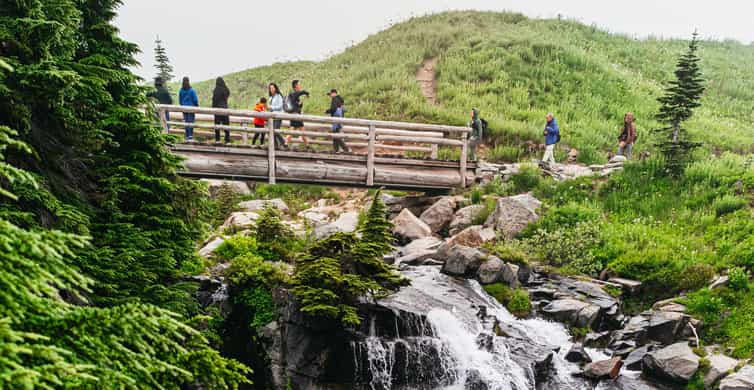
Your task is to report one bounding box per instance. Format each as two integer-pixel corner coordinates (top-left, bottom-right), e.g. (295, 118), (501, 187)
(468, 108), (484, 160)
(542, 113), (560, 166)
(617, 112), (637, 159)
(147, 77), (172, 122)
(178, 77), (199, 141)
(327, 89), (350, 153)
(286, 80), (310, 147)
(212, 77), (231, 143)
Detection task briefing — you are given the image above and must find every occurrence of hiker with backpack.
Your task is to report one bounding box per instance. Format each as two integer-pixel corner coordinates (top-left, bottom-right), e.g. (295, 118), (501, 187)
(178, 76), (199, 141)
(468, 108), (486, 161)
(326, 89), (350, 153)
(284, 80), (310, 147)
(212, 77), (231, 143)
(251, 97), (268, 145)
(542, 112), (560, 166)
(617, 112), (637, 159)
(267, 83), (287, 149)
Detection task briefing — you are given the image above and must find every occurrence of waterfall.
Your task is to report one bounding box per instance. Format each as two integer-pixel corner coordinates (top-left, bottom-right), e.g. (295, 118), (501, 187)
(351, 266), (591, 390)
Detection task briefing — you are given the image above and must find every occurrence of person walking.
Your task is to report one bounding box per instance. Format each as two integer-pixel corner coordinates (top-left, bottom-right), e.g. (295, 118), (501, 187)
(267, 83), (287, 149)
(285, 80), (310, 147)
(468, 108), (485, 161)
(179, 77), (199, 141)
(251, 97), (268, 145)
(541, 112), (560, 167)
(147, 77), (173, 120)
(212, 77), (231, 143)
(326, 89), (350, 153)
(617, 112), (637, 159)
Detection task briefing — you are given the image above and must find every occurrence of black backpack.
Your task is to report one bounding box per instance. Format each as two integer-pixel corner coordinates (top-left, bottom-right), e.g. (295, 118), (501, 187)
(283, 93), (298, 113)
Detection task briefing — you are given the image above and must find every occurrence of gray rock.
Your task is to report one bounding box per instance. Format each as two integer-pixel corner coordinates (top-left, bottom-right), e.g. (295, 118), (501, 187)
(221, 211), (260, 231)
(443, 225), (496, 249)
(419, 196), (457, 233)
(624, 344), (655, 371)
(477, 256), (505, 284)
(484, 194), (541, 239)
(597, 373), (672, 390)
(710, 275), (730, 290)
(202, 179), (251, 197)
(609, 155), (628, 163)
(720, 365), (754, 390)
(501, 262), (520, 288)
(391, 208), (432, 242)
(449, 204), (486, 235)
(583, 357), (623, 379)
(399, 236), (443, 257)
(608, 277), (642, 294)
(313, 211), (359, 240)
(565, 343), (592, 364)
(199, 236), (225, 258)
(441, 245), (485, 276)
(542, 298), (601, 328)
(298, 210), (330, 227)
(704, 354), (738, 387)
(396, 249), (437, 265)
(380, 193), (442, 219)
(642, 342), (700, 384)
(584, 331), (611, 348)
(646, 310), (688, 345)
(237, 198), (289, 213)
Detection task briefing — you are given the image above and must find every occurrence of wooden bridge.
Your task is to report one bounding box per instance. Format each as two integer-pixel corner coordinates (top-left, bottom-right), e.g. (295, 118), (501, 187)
(156, 104), (476, 191)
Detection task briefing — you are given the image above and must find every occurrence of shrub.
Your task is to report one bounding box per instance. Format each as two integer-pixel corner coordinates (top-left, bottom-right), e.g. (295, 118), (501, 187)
(483, 283), (514, 304)
(235, 286), (277, 330)
(728, 267), (751, 291)
(523, 221), (603, 276)
(472, 196), (497, 225)
(679, 263), (715, 291)
(470, 188), (483, 204)
(608, 248), (685, 294)
(521, 201), (601, 237)
(212, 183), (241, 226)
(511, 163), (542, 193)
(684, 288), (724, 327)
(488, 241), (530, 265)
(507, 289), (531, 318)
(488, 145), (522, 162)
(215, 235), (259, 261)
(226, 254), (291, 289)
(713, 195), (747, 217)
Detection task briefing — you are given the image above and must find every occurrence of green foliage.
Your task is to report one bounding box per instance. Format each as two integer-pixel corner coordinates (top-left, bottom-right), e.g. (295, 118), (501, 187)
(654, 33), (706, 176)
(713, 194), (747, 217)
(216, 235), (261, 262)
(487, 241), (531, 265)
(523, 221), (603, 276)
(482, 283), (530, 318)
(684, 289), (724, 327)
(728, 267), (751, 291)
(248, 183), (340, 214)
(521, 201), (601, 237)
(678, 263), (715, 291)
(235, 287), (277, 331)
(226, 253), (291, 289)
(211, 183), (241, 226)
(359, 191), (394, 254)
(470, 188), (483, 204)
(510, 163), (543, 193)
(154, 36), (174, 83)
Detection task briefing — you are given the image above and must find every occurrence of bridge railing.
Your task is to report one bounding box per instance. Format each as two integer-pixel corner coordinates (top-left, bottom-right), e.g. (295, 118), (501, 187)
(155, 104), (471, 187)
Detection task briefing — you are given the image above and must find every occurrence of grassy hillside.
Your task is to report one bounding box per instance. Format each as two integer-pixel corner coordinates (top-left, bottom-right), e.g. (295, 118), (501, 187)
(188, 11), (754, 164)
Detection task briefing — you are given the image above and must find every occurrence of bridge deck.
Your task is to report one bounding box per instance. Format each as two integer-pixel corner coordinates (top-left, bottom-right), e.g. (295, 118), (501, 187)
(172, 143), (477, 191)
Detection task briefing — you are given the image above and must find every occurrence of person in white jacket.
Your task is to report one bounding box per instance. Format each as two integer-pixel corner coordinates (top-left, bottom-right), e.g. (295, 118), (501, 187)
(267, 83), (287, 149)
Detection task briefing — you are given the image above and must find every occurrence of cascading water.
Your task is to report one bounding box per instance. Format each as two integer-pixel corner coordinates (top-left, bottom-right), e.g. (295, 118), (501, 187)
(351, 265), (593, 390)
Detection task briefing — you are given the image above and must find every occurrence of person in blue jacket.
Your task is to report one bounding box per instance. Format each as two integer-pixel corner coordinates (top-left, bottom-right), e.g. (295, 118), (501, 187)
(542, 112), (560, 166)
(179, 76), (199, 141)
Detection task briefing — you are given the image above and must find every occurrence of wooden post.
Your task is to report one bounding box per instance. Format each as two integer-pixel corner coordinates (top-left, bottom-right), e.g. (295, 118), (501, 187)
(158, 108), (169, 134)
(459, 131), (468, 188)
(366, 124), (376, 186)
(267, 119), (276, 184)
(241, 121), (248, 145)
(431, 144), (438, 159)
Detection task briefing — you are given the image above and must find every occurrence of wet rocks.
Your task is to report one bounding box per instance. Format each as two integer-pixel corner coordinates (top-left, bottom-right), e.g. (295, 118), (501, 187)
(392, 209), (432, 242)
(419, 196), (457, 233)
(313, 211), (359, 240)
(477, 256), (506, 284)
(237, 198), (289, 213)
(609, 308), (692, 350)
(582, 357), (622, 379)
(441, 245), (485, 277)
(720, 365), (754, 390)
(199, 236), (225, 258)
(565, 343), (592, 364)
(704, 353), (738, 387)
(542, 298), (601, 328)
(395, 237), (442, 265)
(642, 342), (699, 384)
(449, 204), (486, 235)
(484, 194), (541, 239)
(624, 344), (656, 371)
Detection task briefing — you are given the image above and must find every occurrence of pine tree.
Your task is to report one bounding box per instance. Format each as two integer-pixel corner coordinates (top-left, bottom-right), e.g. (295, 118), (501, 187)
(358, 190), (394, 254)
(654, 32), (706, 176)
(154, 36), (174, 83)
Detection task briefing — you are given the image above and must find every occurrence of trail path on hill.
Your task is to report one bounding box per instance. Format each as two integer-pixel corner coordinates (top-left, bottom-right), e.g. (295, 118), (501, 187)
(416, 57), (438, 105)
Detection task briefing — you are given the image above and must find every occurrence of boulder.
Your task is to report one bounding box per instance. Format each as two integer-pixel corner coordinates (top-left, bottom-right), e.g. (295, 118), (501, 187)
(221, 211), (260, 231)
(391, 209), (432, 242)
(449, 204), (486, 235)
(542, 298), (601, 328)
(584, 331), (611, 348)
(202, 179), (251, 197)
(198, 236), (225, 258)
(419, 196), (457, 233)
(477, 256), (505, 284)
(609, 155), (628, 163)
(440, 245), (485, 277)
(565, 343), (592, 364)
(484, 194), (541, 239)
(608, 277), (643, 295)
(501, 262), (520, 288)
(624, 344), (655, 371)
(396, 250), (437, 266)
(299, 210), (330, 227)
(583, 357), (623, 379)
(380, 193), (442, 219)
(646, 310), (688, 345)
(709, 275), (730, 290)
(399, 236), (443, 257)
(704, 354), (738, 387)
(313, 211), (359, 240)
(720, 365), (754, 390)
(237, 198), (289, 213)
(642, 342), (699, 384)
(444, 225), (496, 249)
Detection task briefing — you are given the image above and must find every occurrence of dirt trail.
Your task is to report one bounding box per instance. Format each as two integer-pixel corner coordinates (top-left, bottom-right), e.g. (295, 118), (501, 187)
(416, 57), (438, 105)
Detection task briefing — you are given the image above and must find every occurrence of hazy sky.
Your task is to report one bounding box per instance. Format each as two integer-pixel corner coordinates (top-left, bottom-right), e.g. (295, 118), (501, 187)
(116, 0), (754, 82)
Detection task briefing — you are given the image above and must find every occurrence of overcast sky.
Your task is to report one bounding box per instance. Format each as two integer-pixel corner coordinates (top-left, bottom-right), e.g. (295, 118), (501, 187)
(115, 0), (753, 82)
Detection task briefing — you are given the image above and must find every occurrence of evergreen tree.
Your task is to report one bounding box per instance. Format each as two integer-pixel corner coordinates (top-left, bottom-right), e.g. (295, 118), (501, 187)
(359, 190), (394, 254)
(654, 32), (706, 176)
(154, 36), (174, 83)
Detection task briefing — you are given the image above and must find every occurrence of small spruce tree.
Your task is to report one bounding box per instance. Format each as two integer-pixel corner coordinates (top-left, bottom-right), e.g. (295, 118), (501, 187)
(154, 36), (174, 84)
(654, 31), (706, 176)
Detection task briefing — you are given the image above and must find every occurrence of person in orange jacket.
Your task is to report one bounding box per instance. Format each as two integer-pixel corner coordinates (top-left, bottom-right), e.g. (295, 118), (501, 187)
(252, 97), (268, 145)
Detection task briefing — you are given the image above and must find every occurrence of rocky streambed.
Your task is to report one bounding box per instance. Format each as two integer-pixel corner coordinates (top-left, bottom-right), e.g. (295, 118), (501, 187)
(194, 183), (754, 390)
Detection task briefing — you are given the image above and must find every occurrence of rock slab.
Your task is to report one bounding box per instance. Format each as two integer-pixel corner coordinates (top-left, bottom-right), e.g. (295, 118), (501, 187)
(642, 342), (699, 384)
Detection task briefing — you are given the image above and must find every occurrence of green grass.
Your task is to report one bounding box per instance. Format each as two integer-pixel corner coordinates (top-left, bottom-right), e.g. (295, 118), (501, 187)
(185, 11), (754, 164)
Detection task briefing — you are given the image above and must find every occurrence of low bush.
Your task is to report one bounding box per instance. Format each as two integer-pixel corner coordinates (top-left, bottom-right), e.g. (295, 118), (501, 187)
(713, 195), (748, 217)
(487, 241), (530, 265)
(679, 263), (716, 291)
(521, 201), (601, 237)
(728, 267), (751, 291)
(482, 283), (531, 318)
(510, 163), (542, 193)
(523, 221), (603, 276)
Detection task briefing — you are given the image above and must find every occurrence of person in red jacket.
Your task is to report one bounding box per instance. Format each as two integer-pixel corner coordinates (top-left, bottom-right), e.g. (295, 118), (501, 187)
(251, 97), (268, 145)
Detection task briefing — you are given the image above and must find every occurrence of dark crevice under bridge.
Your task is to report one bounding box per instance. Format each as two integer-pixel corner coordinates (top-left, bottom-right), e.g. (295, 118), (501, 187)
(157, 104), (476, 192)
